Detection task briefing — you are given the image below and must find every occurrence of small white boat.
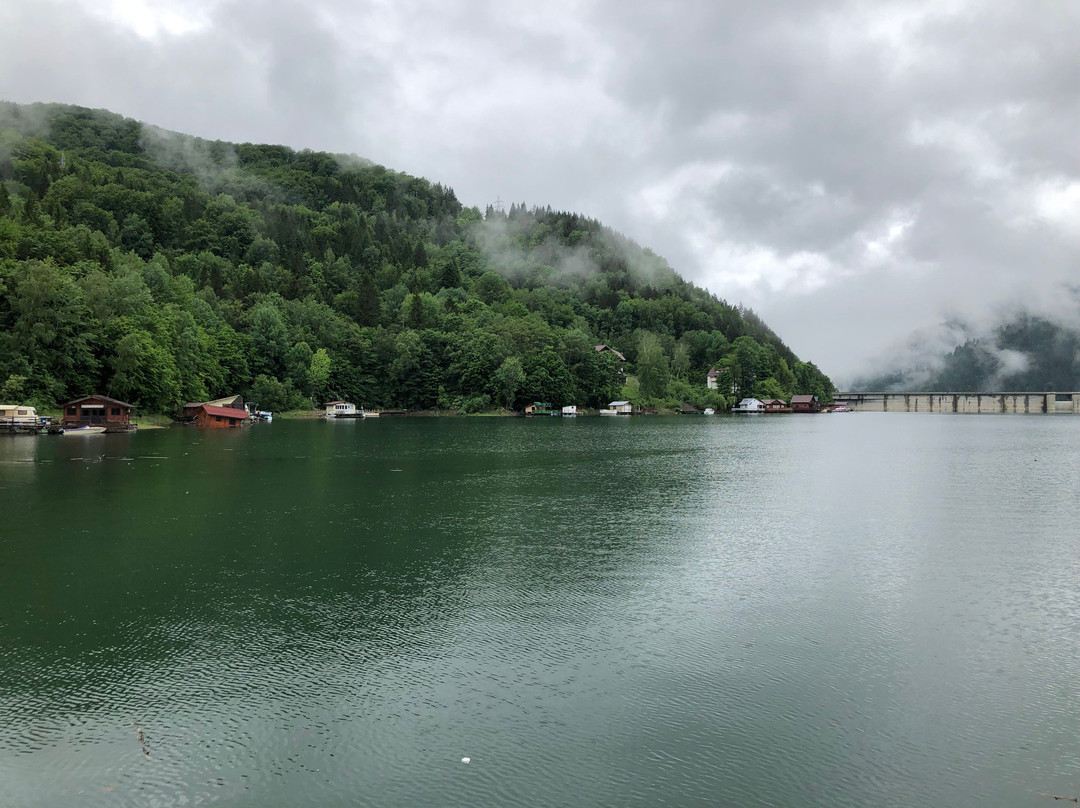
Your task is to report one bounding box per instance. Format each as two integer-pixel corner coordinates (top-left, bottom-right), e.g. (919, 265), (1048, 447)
(63, 425), (107, 435)
(703, 408), (715, 415)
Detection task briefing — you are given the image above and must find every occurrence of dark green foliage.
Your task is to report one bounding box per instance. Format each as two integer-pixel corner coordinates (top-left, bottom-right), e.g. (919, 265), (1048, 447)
(0, 101), (832, 412)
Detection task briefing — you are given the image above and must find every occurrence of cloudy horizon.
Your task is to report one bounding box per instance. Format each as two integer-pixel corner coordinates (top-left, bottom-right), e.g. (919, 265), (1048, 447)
(3, 0), (1078, 384)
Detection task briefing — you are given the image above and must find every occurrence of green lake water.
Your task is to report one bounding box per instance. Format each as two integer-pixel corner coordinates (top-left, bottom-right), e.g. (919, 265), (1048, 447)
(1, 415), (1078, 807)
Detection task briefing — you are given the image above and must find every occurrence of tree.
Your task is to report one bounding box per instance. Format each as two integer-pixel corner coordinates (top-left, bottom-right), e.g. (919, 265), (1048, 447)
(637, 332), (670, 399)
(309, 348), (332, 403)
(493, 356), (525, 410)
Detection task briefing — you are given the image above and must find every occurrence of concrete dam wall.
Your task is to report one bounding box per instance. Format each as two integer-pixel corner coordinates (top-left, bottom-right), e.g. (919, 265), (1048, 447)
(835, 392), (1080, 414)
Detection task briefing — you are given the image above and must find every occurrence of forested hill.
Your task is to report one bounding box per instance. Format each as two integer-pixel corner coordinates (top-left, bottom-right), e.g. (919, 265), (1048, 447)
(0, 102), (833, 413)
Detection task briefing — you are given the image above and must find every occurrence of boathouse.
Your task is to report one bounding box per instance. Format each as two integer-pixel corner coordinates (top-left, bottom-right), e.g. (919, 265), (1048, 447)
(61, 395), (134, 428)
(791, 394), (821, 413)
(182, 395), (245, 421)
(191, 403), (248, 428)
(760, 398), (790, 412)
(324, 401), (359, 417)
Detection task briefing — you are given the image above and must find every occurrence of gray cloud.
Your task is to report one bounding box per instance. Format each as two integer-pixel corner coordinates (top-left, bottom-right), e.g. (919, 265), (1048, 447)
(2, 0), (1079, 382)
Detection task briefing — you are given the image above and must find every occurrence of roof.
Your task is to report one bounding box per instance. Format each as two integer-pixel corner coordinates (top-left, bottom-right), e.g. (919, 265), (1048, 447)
(707, 369), (720, 377)
(791, 394), (817, 403)
(595, 344), (628, 361)
(609, 400), (631, 406)
(201, 405), (249, 419)
(62, 395), (135, 408)
(324, 400), (347, 405)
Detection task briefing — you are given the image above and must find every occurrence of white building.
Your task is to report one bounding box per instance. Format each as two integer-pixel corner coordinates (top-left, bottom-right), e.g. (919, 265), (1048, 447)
(732, 398), (765, 413)
(324, 401), (359, 417)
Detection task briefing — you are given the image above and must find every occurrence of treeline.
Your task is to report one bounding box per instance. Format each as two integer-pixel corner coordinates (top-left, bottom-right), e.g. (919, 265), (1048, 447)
(0, 102), (834, 414)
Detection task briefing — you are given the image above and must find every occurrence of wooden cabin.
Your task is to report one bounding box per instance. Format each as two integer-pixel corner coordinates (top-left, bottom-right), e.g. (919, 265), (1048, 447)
(760, 398), (791, 412)
(524, 402), (554, 416)
(192, 403), (249, 428)
(61, 395), (134, 428)
(791, 394), (821, 413)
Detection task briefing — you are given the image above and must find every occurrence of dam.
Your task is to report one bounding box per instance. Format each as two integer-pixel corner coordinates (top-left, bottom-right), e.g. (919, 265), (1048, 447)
(834, 392), (1080, 413)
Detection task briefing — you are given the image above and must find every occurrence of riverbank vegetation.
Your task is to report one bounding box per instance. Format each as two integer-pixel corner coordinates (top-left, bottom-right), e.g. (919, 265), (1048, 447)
(0, 102), (834, 414)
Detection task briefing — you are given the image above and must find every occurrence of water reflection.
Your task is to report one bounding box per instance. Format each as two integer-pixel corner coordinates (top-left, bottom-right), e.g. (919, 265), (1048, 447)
(1, 417), (1078, 807)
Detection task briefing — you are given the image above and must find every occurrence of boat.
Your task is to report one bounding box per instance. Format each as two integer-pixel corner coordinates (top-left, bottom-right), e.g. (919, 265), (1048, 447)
(63, 425), (107, 435)
(703, 408), (715, 415)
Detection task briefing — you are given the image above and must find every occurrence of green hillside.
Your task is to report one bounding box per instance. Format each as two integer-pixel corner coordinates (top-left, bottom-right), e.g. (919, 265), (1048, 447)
(0, 102), (833, 413)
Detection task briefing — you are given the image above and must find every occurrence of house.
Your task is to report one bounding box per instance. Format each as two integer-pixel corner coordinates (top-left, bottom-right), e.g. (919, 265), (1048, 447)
(679, 402), (703, 414)
(791, 394), (821, 413)
(191, 403), (249, 428)
(594, 344), (627, 362)
(61, 395), (134, 429)
(707, 367), (734, 393)
(182, 395), (245, 421)
(561, 405), (578, 416)
(0, 405), (38, 424)
(732, 397), (766, 413)
(324, 401), (359, 418)
(600, 400), (633, 415)
(760, 398), (790, 412)
(524, 402), (554, 416)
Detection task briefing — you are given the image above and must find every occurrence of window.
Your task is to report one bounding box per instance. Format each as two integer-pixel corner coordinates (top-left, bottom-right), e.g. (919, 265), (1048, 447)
(18, 409), (28, 415)
(67, 408), (77, 415)
(215, 416), (222, 422)
(111, 408), (121, 416)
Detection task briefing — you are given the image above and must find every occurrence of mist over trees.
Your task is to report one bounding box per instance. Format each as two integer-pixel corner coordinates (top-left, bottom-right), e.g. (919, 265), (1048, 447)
(0, 102), (834, 413)
(852, 313), (1080, 392)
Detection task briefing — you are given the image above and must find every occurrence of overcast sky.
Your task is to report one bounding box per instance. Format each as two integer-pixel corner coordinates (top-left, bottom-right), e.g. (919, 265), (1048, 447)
(2, 0), (1079, 382)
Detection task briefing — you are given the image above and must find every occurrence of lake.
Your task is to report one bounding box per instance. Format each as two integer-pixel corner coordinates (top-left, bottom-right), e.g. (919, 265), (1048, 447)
(1, 414), (1078, 807)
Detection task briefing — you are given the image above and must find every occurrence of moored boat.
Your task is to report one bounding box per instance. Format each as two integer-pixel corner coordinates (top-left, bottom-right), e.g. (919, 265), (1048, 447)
(62, 425), (107, 435)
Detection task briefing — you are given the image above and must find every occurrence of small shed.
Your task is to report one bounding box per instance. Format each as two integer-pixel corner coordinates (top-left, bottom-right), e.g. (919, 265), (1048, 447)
(62, 395), (134, 427)
(561, 405), (577, 416)
(324, 401), (358, 417)
(608, 400), (633, 414)
(791, 394), (821, 413)
(192, 404), (249, 428)
(525, 402), (554, 416)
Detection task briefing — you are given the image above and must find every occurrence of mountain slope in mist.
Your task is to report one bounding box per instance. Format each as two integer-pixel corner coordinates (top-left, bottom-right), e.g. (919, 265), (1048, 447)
(852, 312), (1080, 392)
